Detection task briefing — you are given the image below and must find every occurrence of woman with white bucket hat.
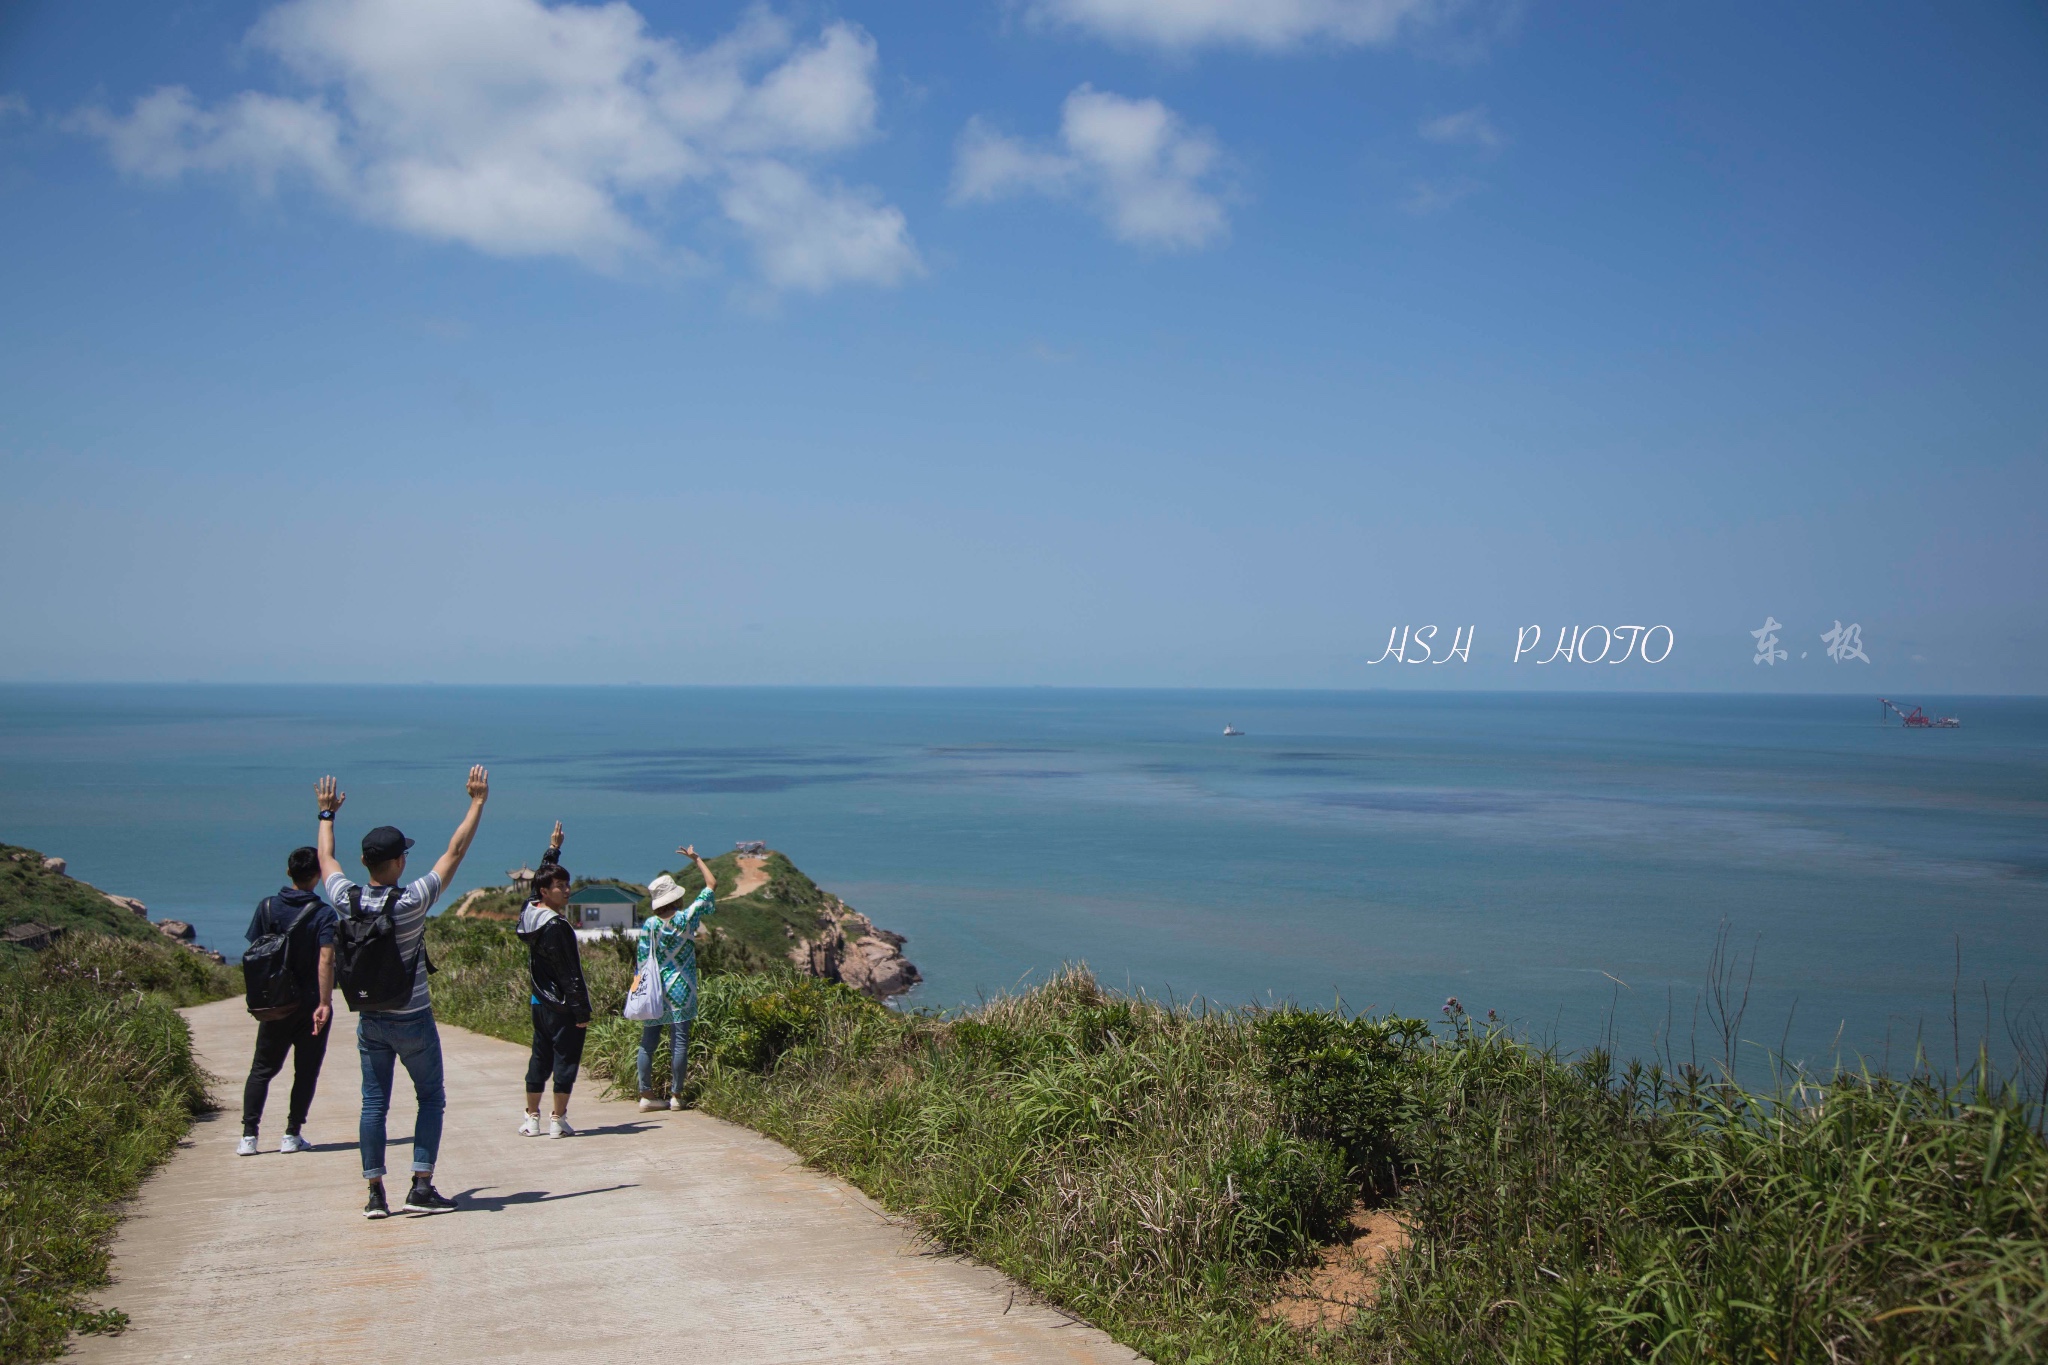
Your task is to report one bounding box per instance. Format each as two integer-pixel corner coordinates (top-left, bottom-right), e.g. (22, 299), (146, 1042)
(633, 846), (717, 1111)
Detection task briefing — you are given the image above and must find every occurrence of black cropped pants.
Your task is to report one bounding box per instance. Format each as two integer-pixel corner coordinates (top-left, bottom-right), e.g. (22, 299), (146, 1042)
(525, 1002), (586, 1094)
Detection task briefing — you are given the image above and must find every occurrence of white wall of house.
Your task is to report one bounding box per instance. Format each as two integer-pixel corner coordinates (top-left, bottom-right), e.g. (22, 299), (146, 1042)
(569, 900), (638, 932)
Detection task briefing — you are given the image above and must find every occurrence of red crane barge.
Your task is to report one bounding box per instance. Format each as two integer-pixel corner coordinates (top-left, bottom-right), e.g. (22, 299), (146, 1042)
(1880, 698), (1961, 729)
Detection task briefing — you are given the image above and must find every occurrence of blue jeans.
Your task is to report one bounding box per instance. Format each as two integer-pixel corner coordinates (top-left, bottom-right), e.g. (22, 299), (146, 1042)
(637, 1020), (691, 1097)
(357, 1009), (446, 1180)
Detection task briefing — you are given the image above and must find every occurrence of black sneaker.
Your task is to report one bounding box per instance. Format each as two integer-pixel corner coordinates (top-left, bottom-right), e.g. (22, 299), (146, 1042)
(363, 1184), (390, 1220)
(403, 1182), (457, 1214)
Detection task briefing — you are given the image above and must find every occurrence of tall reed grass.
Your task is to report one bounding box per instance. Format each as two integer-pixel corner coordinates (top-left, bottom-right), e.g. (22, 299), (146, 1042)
(0, 934), (238, 1362)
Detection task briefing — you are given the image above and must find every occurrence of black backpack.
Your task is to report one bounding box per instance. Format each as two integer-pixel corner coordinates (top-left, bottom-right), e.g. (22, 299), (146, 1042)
(335, 885), (434, 1013)
(243, 897), (319, 1021)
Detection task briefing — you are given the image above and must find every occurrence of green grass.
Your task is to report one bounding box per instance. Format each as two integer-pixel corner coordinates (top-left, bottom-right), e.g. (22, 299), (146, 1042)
(0, 931), (241, 1363)
(565, 966), (2048, 1365)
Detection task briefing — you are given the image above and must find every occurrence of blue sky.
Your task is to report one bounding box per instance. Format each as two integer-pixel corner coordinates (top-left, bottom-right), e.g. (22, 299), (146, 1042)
(2, 0), (2043, 689)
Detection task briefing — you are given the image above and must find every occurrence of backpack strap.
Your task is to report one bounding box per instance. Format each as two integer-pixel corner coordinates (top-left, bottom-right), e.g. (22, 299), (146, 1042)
(377, 883), (437, 979)
(346, 886), (363, 917)
(285, 898), (320, 937)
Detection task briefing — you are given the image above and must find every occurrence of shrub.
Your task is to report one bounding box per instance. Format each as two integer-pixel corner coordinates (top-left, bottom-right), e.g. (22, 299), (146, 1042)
(1214, 1133), (1353, 1265)
(1254, 1008), (1427, 1191)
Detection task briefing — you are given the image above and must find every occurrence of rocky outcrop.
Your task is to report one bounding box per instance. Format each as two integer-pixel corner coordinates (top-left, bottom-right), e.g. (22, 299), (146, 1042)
(105, 893), (149, 918)
(152, 919), (226, 962)
(791, 896), (921, 1002)
(41, 856), (66, 876)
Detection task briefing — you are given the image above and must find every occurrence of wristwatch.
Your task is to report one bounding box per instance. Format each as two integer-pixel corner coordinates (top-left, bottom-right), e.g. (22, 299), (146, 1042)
(318, 810), (336, 822)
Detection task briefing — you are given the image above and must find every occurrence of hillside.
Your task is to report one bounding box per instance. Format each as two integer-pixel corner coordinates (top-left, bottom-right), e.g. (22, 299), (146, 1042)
(0, 843), (158, 941)
(665, 850), (919, 997)
(668, 850), (825, 957)
(450, 849), (917, 998)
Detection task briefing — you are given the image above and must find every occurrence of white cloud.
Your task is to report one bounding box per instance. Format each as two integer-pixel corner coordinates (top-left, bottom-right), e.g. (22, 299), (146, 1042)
(1418, 105), (1500, 149)
(1026, 0), (1443, 51)
(0, 93), (31, 121)
(72, 0), (918, 290)
(952, 86), (1228, 251)
(719, 161), (917, 291)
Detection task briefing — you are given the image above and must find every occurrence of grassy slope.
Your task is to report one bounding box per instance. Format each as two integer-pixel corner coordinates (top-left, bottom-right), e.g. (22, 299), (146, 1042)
(0, 902), (241, 1361)
(666, 850), (825, 972)
(429, 862), (2048, 1363)
(644, 972), (2048, 1365)
(0, 843), (159, 940)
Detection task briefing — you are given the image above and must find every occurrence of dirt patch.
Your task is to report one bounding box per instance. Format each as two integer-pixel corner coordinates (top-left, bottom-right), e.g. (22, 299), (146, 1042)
(1266, 1205), (1412, 1333)
(729, 855), (770, 900)
(450, 888), (515, 921)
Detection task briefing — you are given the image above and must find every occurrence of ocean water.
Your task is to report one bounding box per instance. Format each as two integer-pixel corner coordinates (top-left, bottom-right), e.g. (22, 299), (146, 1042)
(2, 686), (2042, 1077)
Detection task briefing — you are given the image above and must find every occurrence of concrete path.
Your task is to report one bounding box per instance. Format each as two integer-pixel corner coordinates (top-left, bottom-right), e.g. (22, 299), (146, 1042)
(77, 999), (1145, 1365)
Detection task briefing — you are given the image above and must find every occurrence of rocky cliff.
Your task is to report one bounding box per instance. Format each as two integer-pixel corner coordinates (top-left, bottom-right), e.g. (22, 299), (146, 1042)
(790, 895), (922, 1001)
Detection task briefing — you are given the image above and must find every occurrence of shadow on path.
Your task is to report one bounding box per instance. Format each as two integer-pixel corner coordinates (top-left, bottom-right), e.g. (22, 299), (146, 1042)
(562, 1121), (659, 1138)
(452, 1184), (637, 1212)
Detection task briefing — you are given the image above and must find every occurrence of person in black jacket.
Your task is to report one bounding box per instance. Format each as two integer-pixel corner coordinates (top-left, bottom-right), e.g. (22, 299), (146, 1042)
(238, 845), (339, 1155)
(515, 821), (592, 1138)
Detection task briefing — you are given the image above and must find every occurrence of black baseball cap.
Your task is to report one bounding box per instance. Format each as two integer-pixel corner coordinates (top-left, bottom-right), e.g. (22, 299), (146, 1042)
(361, 826), (415, 864)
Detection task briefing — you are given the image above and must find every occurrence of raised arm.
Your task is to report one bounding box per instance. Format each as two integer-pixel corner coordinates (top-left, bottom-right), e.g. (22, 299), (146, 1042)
(678, 844), (715, 895)
(315, 776), (346, 881)
(540, 819), (564, 869)
(431, 765), (490, 885)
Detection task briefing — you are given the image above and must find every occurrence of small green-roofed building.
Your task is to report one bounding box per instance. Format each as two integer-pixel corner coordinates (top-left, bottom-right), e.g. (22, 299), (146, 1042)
(566, 884), (642, 935)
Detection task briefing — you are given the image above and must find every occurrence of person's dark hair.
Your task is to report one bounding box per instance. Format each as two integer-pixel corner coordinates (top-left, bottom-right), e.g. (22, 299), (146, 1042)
(534, 863), (570, 895)
(287, 846), (320, 884)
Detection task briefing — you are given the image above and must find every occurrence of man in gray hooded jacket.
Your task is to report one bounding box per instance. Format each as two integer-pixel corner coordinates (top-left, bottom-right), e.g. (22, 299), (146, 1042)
(515, 821), (593, 1139)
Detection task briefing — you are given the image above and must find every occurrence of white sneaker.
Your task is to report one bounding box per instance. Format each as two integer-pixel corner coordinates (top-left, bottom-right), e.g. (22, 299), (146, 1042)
(637, 1097), (661, 1113)
(550, 1116), (575, 1139)
(517, 1111), (543, 1137)
(668, 1097), (684, 1111)
(236, 1135), (260, 1157)
(279, 1133), (310, 1154)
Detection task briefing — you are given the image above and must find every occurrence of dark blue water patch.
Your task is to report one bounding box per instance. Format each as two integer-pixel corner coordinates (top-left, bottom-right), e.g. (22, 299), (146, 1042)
(582, 747), (887, 767)
(1313, 790), (1532, 816)
(927, 746), (1074, 756)
(571, 766), (878, 795)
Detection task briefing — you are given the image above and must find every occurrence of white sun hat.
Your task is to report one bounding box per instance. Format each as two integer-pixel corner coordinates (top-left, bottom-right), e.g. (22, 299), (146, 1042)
(648, 874), (691, 912)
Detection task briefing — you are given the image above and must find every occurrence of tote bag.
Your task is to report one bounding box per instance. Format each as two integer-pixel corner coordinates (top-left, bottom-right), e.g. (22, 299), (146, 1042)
(624, 939), (666, 1022)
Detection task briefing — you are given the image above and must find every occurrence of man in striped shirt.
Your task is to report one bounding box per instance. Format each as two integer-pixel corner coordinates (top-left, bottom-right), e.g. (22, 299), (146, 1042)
(315, 766), (488, 1220)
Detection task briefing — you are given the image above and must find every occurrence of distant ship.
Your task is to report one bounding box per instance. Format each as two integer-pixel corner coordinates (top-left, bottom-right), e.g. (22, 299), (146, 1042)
(1880, 698), (1960, 729)
(1222, 724), (1244, 737)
